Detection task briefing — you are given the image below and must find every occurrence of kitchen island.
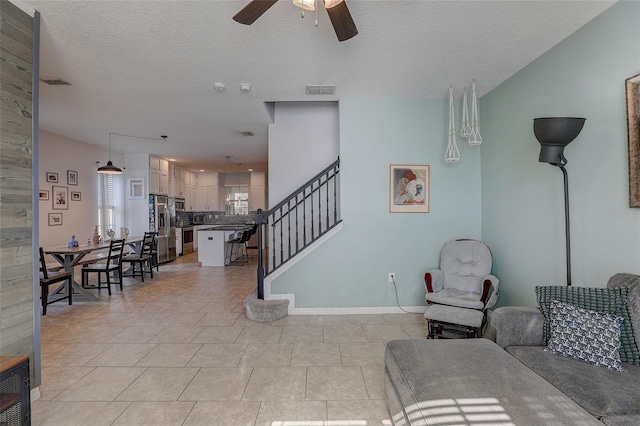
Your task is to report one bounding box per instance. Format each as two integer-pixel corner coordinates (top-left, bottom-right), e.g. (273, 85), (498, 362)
(197, 225), (250, 266)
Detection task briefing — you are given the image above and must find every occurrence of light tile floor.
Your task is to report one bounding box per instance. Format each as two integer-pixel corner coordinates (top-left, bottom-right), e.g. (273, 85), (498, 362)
(34, 253), (428, 425)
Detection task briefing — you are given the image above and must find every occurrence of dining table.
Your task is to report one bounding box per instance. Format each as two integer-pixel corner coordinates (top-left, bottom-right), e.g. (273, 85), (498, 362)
(43, 236), (145, 297)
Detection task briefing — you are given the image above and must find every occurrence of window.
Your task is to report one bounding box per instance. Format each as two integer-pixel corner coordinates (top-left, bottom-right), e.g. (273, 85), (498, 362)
(97, 174), (123, 236)
(225, 185), (249, 215)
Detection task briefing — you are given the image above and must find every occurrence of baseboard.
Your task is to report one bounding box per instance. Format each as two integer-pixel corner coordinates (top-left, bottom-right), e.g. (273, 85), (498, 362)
(289, 305), (427, 315)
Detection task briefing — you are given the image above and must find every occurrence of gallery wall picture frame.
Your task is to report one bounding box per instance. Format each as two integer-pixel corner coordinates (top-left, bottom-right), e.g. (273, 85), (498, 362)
(48, 212), (63, 226)
(46, 172), (58, 183)
(67, 170), (78, 186)
(389, 164), (430, 213)
(39, 190), (49, 200)
(626, 73), (640, 208)
(71, 191), (81, 201)
(52, 186), (69, 210)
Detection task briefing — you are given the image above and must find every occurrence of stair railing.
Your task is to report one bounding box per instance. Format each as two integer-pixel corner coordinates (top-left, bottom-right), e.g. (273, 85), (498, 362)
(255, 157), (341, 299)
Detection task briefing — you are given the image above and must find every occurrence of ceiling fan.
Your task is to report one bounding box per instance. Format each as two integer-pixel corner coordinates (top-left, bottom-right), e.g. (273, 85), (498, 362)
(233, 0), (358, 42)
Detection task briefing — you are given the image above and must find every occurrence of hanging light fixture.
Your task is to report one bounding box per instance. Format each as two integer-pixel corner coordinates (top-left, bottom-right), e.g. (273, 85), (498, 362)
(97, 133), (123, 174)
(468, 80), (482, 145)
(445, 86), (460, 163)
(97, 133), (167, 175)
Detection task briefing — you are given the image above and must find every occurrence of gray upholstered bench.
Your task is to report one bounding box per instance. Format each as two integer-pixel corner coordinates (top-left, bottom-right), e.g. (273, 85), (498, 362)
(384, 339), (602, 426)
(423, 304), (484, 338)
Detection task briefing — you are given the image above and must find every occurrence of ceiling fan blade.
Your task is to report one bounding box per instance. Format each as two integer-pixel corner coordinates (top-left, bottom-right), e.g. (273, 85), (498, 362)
(233, 0), (279, 25)
(325, 0), (358, 42)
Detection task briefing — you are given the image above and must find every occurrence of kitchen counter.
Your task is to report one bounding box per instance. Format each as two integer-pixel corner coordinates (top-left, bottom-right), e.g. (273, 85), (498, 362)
(197, 226), (250, 266)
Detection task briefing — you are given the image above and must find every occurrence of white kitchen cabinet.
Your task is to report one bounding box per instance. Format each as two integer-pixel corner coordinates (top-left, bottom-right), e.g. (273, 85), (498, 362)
(185, 186), (196, 210)
(149, 169), (169, 194)
(196, 186), (218, 211)
(250, 186), (266, 211)
(170, 165), (185, 198)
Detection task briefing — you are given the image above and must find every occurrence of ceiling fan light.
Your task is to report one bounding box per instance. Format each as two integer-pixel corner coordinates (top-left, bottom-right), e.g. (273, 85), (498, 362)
(97, 161), (123, 175)
(324, 0), (344, 8)
(293, 0), (315, 11)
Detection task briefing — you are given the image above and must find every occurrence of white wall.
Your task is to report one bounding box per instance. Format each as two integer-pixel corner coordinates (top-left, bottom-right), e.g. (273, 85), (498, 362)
(480, 1), (640, 306)
(38, 130), (124, 247)
(270, 98), (483, 309)
(268, 102), (340, 207)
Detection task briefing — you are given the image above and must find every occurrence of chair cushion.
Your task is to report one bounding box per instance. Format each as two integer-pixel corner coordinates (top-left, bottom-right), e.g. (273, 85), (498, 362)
(441, 240), (492, 295)
(536, 286), (640, 366)
(545, 300), (625, 371)
(424, 288), (485, 309)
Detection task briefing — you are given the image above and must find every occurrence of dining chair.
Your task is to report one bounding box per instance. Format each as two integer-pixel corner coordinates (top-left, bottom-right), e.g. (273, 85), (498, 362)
(39, 247), (73, 314)
(122, 232), (155, 282)
(81, 239), (125, 295)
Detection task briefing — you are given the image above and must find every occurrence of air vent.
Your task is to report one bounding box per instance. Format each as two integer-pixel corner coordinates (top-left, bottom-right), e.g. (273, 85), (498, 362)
(40, 78), (71, 86)
(240, 131), (255, 137)
(306, 85), (336, 95)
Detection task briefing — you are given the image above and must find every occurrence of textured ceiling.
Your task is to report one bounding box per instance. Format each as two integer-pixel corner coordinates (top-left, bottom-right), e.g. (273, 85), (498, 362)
(26, 0), (615, 172)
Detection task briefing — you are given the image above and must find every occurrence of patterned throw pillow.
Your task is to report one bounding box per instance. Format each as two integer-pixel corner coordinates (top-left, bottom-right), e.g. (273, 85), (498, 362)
(545, 300), (625, 371)
(536, 286), (640, 366)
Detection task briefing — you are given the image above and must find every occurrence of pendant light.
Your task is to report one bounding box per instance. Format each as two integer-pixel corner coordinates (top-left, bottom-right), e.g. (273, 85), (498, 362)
(468, 80), (482, 145)
(97, 133), (123, 174)
(98, 132), (168, 175)
(445, 86), (460, 163)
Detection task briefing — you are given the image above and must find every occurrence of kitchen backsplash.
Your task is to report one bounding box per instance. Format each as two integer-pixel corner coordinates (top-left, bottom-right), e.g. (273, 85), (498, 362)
(177, 211), (257, 227)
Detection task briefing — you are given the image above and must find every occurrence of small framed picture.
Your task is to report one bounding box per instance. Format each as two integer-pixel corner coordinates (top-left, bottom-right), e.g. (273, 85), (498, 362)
(67, 170), (78, 186)
(389, 164), (430, 213)
(71, 191), (81, 201)
(39, 190), (49, 200)
(46, 172), (58, 183)
(48, 212), (63, 226)
(52, 186), (69, 210)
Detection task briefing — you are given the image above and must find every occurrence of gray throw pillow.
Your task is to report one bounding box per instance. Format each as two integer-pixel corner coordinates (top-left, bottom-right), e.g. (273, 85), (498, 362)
(545, 300), (625, 372)
(536, 286), (640, 366)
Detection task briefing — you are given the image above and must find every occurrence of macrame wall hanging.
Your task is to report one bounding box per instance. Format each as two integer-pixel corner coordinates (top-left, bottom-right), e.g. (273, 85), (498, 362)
(445, 86), (460, 163)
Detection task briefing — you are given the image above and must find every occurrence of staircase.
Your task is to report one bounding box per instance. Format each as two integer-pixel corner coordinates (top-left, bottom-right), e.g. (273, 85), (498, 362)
(254, 157), (341, 299)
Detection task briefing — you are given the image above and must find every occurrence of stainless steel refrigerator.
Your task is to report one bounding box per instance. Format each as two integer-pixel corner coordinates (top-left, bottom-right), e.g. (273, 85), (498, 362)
(149, 194), (177, 263)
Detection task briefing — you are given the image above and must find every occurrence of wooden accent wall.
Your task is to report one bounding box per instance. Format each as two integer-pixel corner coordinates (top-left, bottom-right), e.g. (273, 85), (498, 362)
(0, 1), (35, 361)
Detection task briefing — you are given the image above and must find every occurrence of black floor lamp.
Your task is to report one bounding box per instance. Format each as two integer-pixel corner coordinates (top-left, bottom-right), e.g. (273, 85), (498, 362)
(533, 117), (586, 287)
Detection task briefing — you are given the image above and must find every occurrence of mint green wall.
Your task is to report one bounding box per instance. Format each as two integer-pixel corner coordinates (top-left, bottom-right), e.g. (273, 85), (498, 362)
(481, 1), (640, 307)
(272, 98), (482, 308)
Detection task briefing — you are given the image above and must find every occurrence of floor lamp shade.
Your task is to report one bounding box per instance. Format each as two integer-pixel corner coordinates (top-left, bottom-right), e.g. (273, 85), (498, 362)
(534, 117), (586, 165)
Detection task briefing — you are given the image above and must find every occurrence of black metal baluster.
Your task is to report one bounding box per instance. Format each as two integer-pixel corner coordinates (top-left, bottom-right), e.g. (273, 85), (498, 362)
(295, 193), (299, 253)
(333, 166), (338, 224)
(310, 183), (315, 241)
(287, 200), (292, 259)
(325, 171), (330, 229)
(318, 178), (322, 236)
(303, 187), (307, 246)
(271, 213), (276, 274)
(256, 209), (265, 299)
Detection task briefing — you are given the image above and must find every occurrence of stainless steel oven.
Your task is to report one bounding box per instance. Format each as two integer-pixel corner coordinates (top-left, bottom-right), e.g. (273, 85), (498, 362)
(182, 227), (194, 255)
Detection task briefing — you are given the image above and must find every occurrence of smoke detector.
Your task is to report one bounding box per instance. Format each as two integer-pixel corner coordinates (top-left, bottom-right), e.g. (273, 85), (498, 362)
(240, 83), (252, 92)
(214, 82), (225, 92)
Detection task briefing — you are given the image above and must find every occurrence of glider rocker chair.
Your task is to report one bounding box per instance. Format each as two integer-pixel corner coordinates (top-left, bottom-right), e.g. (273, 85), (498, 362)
(424, 239), (499, 338)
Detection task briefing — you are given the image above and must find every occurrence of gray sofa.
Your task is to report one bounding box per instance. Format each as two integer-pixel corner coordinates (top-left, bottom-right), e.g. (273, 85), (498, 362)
(384, 273), (640, 426)
(490, 273), (640, 426)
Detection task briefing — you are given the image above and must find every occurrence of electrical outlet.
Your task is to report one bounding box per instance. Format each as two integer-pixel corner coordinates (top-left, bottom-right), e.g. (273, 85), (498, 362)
(388, 272), (396, 283)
